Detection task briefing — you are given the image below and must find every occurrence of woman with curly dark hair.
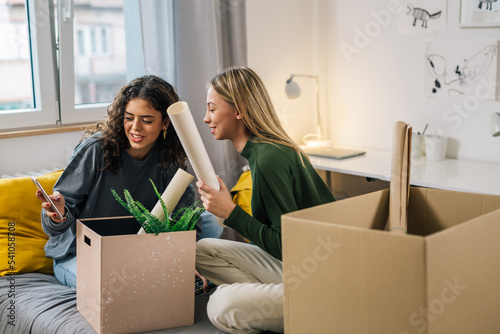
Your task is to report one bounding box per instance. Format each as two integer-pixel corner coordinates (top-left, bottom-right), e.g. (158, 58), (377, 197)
(37, 75), (221, 288)
(88, 75), (187, 172)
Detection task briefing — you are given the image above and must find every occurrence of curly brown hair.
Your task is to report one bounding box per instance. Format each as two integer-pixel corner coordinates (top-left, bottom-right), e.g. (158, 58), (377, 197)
(85, 75), (187, 172)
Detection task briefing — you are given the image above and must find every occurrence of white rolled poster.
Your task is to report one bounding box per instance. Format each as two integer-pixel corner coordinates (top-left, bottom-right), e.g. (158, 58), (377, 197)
(167, 101), (220, 190)
(138, 168), (194, 234)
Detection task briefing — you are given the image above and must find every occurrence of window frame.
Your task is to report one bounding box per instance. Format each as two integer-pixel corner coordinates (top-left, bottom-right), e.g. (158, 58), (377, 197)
(0, 0), (127, 132)
(0, 0), (59, 130)
(57, 0), (109, 125)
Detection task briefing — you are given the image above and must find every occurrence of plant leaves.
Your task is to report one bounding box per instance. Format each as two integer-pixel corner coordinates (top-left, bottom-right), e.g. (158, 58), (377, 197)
(110, 181), (204, 235)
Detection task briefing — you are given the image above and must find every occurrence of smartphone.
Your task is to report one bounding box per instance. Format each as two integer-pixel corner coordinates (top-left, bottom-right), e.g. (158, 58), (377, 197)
(31, 176), (64, 220)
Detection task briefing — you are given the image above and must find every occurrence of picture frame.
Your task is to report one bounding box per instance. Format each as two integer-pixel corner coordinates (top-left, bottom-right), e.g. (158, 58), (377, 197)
(460, 0), (500, 27)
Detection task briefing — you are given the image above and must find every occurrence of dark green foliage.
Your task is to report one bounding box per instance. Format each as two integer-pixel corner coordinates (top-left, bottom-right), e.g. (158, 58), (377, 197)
(111, 179), (204, 235)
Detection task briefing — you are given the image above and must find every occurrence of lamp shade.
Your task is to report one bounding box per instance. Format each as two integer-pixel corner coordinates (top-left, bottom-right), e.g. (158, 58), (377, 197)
(490, 112), (500, 137)
(285, 80), (301, 99)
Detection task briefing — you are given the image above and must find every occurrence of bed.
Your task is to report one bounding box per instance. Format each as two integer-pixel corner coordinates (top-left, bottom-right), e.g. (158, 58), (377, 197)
(0, 273), (224, 334)
(0, 171), (225, 333)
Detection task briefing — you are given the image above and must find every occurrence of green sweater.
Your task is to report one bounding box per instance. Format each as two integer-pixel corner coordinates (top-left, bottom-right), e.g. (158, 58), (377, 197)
(224, 140), (336, 260)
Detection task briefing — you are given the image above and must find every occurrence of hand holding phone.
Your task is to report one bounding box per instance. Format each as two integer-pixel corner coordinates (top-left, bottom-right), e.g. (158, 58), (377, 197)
(31, 176), (64, 220)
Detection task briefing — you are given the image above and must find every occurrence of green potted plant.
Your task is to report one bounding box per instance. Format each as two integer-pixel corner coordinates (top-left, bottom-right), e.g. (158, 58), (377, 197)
(111, 179), (203, 235)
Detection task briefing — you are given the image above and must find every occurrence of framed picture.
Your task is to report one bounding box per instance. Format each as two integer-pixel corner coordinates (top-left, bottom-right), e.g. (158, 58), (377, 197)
(460, 0), (500, 27)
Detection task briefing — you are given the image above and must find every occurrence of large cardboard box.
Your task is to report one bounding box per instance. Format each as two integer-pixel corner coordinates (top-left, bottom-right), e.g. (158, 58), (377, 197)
(76, 217), (195, 334)
(282, 187), (500, 333)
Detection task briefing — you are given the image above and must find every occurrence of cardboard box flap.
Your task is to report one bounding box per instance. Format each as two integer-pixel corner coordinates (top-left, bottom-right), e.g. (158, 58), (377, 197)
(408, 187), (500, 237)
(284, 189), (390, 231)
(284, 186), (500, 238)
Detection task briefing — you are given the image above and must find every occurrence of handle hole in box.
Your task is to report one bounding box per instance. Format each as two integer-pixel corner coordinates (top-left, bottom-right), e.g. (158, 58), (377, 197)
(84, 235), (91, 246)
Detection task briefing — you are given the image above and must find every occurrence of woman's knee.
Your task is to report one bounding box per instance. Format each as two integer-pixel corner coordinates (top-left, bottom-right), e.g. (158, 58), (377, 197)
(206, 283), (284, 333)
(53, 256), (77, 288)
(196, 238), (217, 258)
(199, 212), (223, 239)
(206, 284), (255, 333)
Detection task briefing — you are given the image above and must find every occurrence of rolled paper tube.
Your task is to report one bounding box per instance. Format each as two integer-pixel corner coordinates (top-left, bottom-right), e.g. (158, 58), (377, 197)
(387, 121), (412, 235)
(167, 101), (220, 190)
(138, 168), (194, 234)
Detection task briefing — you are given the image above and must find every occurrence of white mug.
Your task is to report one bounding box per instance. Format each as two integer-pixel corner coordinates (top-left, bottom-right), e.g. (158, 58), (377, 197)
(424, 135), (447, 161)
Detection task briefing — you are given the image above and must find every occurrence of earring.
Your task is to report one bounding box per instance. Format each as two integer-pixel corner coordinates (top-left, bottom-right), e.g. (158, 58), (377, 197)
(163, 129), (167, 139)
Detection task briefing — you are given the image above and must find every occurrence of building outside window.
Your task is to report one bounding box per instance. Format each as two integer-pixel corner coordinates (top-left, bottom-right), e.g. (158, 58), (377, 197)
(0, 0), (128, 130)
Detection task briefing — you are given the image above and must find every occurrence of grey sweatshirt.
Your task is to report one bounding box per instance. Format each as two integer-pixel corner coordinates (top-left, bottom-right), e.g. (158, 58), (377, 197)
(41, 133), (195, 260)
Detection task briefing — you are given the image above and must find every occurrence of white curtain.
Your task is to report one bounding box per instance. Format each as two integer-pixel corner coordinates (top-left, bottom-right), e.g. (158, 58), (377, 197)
(123, 1), (176, 82)
(127, 0), (248, 194)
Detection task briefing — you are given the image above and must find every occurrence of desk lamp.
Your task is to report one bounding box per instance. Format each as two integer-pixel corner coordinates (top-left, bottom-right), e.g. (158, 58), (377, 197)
(285, 74), (330, 146)
(490, 112), (500, 137)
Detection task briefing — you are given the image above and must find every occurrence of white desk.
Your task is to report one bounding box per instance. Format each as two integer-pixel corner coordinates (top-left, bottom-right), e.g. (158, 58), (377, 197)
(309, 148), (500, 196)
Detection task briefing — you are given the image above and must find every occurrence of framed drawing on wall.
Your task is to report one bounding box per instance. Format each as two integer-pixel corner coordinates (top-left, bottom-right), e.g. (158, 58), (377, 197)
(460, 0), (500, 27)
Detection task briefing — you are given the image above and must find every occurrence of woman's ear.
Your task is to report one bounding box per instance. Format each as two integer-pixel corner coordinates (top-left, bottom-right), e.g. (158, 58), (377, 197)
(235, 108), (245, 120)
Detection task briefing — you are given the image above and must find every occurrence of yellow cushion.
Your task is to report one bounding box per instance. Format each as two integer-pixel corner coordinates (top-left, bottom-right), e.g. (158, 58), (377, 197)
(231, 170), (252, 216)
(0, 170), (63, 276)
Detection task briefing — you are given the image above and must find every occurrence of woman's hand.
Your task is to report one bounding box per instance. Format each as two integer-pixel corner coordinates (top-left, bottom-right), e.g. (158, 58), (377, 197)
(195, 270), (210, 293)
(35, 190), (66, 223)
(196, 175), (236, 219)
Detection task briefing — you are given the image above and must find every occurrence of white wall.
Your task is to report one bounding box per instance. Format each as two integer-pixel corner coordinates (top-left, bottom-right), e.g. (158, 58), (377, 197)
(321, 0), (500, 163)
(0, 131), (83, 176)
(248, 0), (500, 164)
(246, 0), (320, 144)
(2, 0), (499, 176)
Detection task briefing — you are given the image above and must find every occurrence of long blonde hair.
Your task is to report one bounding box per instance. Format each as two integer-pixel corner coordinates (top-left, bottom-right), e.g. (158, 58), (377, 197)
(210, 66), (307, 162)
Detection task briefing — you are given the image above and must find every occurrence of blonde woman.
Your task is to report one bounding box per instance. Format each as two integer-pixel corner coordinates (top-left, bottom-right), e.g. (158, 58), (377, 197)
(196, 67), (336, 333)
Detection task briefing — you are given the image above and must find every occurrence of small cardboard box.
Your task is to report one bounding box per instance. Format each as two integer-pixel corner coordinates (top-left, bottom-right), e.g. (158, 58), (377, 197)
(282, 187), (500, 334)
(76, 217), (195, 334)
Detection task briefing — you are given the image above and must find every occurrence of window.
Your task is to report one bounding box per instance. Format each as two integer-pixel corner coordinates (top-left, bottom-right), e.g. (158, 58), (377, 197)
(58, 0), (128, 124)
(0, 0), (56, 129)
(0, 18), (32, 110)
(0, 0), (128, 130)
